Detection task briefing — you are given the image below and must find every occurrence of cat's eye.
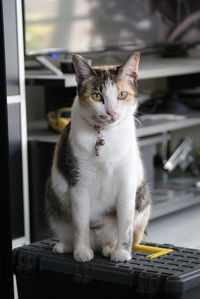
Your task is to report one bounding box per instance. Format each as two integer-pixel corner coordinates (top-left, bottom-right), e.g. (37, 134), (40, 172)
(118, 91), (128, 100)
(91, 92), (102, 102)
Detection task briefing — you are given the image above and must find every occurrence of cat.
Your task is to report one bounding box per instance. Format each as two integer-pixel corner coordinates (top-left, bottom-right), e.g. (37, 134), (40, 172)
(45, 52), (151, 262)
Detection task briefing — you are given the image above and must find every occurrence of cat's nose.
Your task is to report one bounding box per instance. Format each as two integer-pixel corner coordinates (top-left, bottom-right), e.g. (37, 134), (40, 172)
(106, 110), (117, 117)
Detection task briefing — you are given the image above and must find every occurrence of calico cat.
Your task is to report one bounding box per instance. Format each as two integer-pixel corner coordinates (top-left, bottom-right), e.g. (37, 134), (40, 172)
(45, 52), (151, 262)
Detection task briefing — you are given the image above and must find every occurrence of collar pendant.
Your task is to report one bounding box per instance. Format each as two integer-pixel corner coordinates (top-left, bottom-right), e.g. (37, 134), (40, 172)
(94, 126), (106, 156)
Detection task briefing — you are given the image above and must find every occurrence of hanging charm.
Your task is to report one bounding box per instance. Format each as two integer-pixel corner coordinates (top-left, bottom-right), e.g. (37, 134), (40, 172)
(94, 126), (106, 156)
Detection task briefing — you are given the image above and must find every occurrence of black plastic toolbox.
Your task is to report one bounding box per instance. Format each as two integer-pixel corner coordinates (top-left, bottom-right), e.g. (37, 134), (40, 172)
(13, 239), (200, 299)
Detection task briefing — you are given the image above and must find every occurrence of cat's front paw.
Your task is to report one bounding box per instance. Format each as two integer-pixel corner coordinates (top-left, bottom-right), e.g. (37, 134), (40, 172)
(53, 242), (73, 254)
(74, 247), (94, 262)
(111, 249), (132, 262)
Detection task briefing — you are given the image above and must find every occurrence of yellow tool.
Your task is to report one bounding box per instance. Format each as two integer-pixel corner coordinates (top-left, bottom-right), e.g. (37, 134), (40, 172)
(47, 107), (71, 133)
(133, 244), (174, 260)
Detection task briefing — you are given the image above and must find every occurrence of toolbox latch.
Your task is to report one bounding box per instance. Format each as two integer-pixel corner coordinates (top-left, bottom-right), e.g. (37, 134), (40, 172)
(138, 273), (159, 296)
(73, 262), (93, 284)
(14, 251), (39, 276)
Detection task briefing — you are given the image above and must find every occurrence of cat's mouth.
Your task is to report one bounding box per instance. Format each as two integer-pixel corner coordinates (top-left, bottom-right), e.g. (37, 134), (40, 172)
(91, 114), (119, 127)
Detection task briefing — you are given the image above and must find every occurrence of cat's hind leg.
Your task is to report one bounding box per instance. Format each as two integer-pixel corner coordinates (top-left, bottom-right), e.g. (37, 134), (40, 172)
(133, 181), (151, 246)
(101, 216), (117, 258)
(53, 241), (72, 254)
(45, 177), (73, 253)
(133, 204), (151, 247)
(52, 221), (73, 254)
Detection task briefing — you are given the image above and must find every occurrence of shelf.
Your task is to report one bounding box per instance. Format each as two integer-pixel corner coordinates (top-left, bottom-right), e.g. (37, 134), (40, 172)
(137, 113), (200, 137)
(26, 56), (200, 87)
(28, 120), (58, 143)
(28, 112), (200, 142)
(26, 74), (76, 88)
(139, 56), (200, 80)
(150, 188), (200, 220)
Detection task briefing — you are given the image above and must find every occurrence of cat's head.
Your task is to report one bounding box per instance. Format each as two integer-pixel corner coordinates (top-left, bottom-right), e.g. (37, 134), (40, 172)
(72, 52), (140, 128)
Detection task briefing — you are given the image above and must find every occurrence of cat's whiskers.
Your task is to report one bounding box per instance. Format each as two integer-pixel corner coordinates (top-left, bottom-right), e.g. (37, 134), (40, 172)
(134, 112), (142, 128)
(99, 114), (108, 120)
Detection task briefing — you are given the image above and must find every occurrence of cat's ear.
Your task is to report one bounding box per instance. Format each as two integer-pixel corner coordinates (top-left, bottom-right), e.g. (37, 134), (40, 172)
(72, 54), (96, 85)
(118, 52), (140, 81)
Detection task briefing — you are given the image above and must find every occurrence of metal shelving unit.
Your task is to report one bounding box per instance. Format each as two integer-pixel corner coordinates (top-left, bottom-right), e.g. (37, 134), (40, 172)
(137, 113), (200, 137)
(151, 188), (200, 220)
(28, 112), (200, 141)
(25, 56), (200, 87)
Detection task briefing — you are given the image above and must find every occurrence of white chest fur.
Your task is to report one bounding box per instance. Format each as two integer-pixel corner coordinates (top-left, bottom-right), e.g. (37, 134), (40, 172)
(69, 99), (143, 221)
